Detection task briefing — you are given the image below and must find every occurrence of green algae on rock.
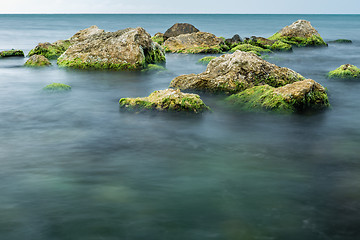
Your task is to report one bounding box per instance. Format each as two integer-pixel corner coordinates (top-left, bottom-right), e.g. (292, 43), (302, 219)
(24, 55), (51, 67)
(229, 44), (272, 55)
(226, 79), (330, 113)
(197, 56), (217, 64)
(328, 64), (360, 79)
(119, 89), (210, 113)
(244, 37), (293, 52)
(57, 27), (165, 71)
(269, 20), (327, 47)
(141, 64), (166, 72)
(43, 83), (71, 92)
(0, 49), (25, 58)
(170, 50), (304, 95)
(152, 32), (165, 45)
(163, 32), (226, 54)
(28, 40), (71, 59)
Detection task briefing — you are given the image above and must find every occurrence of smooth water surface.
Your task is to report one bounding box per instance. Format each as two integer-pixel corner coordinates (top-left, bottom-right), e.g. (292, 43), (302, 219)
(1, 14), (360, 240)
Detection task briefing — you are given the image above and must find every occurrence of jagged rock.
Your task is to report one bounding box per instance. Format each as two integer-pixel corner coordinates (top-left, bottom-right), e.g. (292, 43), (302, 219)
(119, 89), (210, 113)
(0, 49), (24, 58)
(328, 64), (360, 79)
(164, 32), (225, 54)
(152, 32), (164, 45)
(43, 83), (71, 92)
(163, 23), (200, 40)
(169, 50), (304, 94)
(24, 55), (51, 67)
(269, 19), (327, 47)
(226, 79), (330, 113)
(28, 40), (71, 59)
(57, 27), (165, 70)
(69, 25), (105, 43)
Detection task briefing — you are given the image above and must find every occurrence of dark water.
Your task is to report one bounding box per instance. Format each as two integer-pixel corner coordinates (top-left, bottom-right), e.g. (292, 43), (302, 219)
(1, 14), (360, 240)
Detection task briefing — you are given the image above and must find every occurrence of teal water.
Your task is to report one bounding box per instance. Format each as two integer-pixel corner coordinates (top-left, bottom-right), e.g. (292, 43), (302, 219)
(1, 14), (360, 240)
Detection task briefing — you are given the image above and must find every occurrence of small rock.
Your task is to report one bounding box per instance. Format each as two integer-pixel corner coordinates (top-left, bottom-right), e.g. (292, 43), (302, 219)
(0, 49), (24, 58)
(163, 23), (200, 40)
(43, 83), (71, 92)
(328, 64), (360, 79)
(25, 55), (51, 67)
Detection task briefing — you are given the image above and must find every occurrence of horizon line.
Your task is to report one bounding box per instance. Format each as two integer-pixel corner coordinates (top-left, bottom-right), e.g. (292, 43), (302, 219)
(0, 13), (359, 15)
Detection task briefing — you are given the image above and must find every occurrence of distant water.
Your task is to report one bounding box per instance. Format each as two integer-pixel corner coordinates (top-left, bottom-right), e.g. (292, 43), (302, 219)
(1, 14), (360, 240)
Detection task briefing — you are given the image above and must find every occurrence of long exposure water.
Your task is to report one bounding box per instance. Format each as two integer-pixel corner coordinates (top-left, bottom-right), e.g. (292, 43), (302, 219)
(1, 14), (360, 240)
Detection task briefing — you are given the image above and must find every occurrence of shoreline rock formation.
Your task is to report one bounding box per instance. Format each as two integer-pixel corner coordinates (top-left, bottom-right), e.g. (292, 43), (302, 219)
(119, 89), (210, 113)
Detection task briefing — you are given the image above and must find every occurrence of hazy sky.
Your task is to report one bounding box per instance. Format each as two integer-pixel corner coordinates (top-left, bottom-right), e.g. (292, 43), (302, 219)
(1, 0), (359, 14)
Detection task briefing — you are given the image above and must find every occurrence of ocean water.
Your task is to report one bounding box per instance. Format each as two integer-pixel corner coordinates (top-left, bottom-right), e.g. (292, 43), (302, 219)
(0, 14), (360, 240)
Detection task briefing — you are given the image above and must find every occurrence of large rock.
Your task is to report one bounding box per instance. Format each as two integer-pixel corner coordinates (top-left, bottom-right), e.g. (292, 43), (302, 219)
(69, 25), (105, 43)
(169, 50), (304, 94)
(0, 49), (24, 58)
(28, 40), (71, 59)
(164, 32), (225, 54)
(226, 79), (330, 113)
(328, 64), (360, 79)
(57, 27), (166, 70)
(24, 55), (51, 67)
(163, 23), (199, 40)
(269, 20), (327, 47)
(119, 89), (210, 113)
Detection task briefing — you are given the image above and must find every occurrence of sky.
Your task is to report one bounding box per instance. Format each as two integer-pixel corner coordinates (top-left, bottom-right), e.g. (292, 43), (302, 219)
(1, 0), (359, 14)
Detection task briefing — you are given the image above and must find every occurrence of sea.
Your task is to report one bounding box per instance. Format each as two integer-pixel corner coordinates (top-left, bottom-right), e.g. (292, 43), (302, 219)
(0, 14), (360, 240)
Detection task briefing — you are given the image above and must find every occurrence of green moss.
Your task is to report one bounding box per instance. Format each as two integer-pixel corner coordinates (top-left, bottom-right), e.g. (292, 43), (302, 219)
(142, 64), (166, 72)
(185, 45), (224, 54)
(328, 39), (352, 44)
(57, 57), (140, 71)
(0, 49), (25, 58)
(328, 64), (360, 79)
(197, 56), (217, 64)
(151, 35), (164, 45)
(229, 44), (272, 54)
(43, 83), (71, 92)
(144, 47), (166, 64)
(28, 41), (71, 59)
(270, 41), (292, 51)
(24, 56), (51, 67)
(269, 34), (327, 47)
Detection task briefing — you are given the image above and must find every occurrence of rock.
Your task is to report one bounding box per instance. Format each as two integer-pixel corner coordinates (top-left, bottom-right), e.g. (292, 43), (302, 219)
(57, 27), (166, 71)
(119, 89), (210, 113)
(28, 40), (71, 59)
(328, 64), (360, 79)
(225, 34), (242, 47)
(164, 32), (225, 54)
(169, 50), (304, 94)
(163, 23), (200, 40)
(152, 32), (164, 45)
(197, 56), (217, 64)
(24, 55), (51, 67)
(229, 44), (272, 55)
(69, 25), (105, 43)
(0, 49), (24, 58)
(43, 83), (71, 92)
(141, 64), (166, 72)
(245, 36), (292, 52)
(226, 79), (330, 113)
(328, 39), (352, 44)
(269, 19), (327, 47)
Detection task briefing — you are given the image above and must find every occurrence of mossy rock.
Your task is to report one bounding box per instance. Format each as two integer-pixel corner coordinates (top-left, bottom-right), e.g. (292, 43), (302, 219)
(270, 41), (292, 51)
(229, 44), (272, 55)
(43, 83), (71, 92)
(328, 64), (360, 79)
(119, 89), (210, 113)
(197, 56), (217, 64)
(28, 40), (71, 59)
(151, 33), (164, 45)
(226, 79), (330, 113)
(24, 55), (51, 67)
(269, 34), (326, 47)
(142, 64), (166, 72)
(328, 39), (352, 44)
(0, 49), (25, 58)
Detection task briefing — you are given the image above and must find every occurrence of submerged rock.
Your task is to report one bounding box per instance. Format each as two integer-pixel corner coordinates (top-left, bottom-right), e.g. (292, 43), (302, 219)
(119, 89), (210, 113)
(226, 79), (330, 113)
(163, 23), (200, 40)
(197, 56), (217, 64)
(43, 83), (71, 92)
(57, 27), (166, 70)
(164, 32), (225, 54)
(225, 34), (242, 48)
(169, 50), (304, 94)
(24, 55), (51, 67)
(28, 40), (71, 59)
(328, 64), (360, 79)
(269, 19), (327, 47)
(141, 64), (166, 72)
(328, 39), (352, 44)
(229, 43), (272, 55)
(0, 49), (24, 58)
(245, 36), (292, 52)
(152, 32), (165, 45)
